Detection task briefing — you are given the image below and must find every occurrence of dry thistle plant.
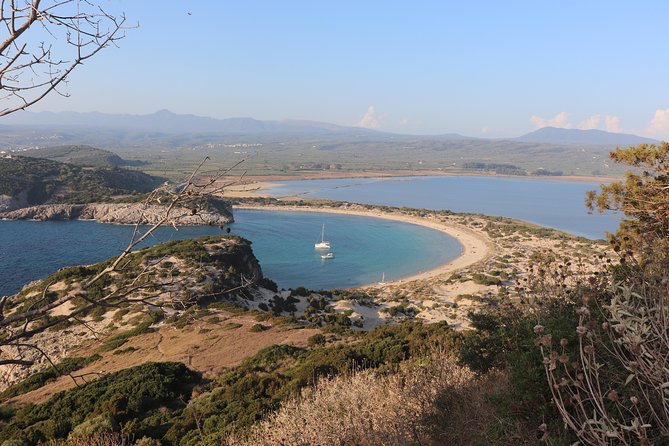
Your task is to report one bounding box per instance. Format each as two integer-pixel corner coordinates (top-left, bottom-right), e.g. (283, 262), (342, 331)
(536, 142), (669, 445)
(538, 282), (669, 446)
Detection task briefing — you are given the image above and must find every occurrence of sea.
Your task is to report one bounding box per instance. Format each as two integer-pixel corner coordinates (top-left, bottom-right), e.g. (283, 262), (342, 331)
(266, 175), (620, 239)
(0, 209), (462, 296)
(1, 175), (621, 296)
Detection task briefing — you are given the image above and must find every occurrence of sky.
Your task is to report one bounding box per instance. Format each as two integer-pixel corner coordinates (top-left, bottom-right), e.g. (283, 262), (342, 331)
(23, 1), (669, 138)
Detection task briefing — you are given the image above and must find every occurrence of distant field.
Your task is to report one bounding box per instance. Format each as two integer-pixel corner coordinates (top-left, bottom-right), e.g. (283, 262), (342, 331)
(110, 135), (628, 181)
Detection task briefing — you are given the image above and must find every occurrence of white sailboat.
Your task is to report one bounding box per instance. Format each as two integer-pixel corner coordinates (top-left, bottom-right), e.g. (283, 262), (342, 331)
(314, 224), (331, 249)
(378, 272), (386, 285)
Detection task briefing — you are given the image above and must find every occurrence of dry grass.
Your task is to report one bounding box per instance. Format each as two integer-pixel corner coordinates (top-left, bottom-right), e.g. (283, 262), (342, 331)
(224, 353), (508, 446)
(10, 310), (320, 406)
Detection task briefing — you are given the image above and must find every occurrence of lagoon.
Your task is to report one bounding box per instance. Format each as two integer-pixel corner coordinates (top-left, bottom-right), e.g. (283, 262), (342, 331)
(0, 209), (462, 296)
(267, 176), (620, 239)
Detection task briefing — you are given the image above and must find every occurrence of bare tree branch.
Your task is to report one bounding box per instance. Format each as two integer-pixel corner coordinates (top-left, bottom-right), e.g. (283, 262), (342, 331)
(0, 0), (132, 116)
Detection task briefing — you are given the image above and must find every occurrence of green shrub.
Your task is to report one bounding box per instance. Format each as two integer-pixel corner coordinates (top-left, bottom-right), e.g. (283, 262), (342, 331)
(292, 286), (309, 297)
(307, 334), (326, 347)
(69, 414), (118, 439)
(97, 321), (154, 353)
(471, 273), (502, 286)
(0, 362), (199, 444)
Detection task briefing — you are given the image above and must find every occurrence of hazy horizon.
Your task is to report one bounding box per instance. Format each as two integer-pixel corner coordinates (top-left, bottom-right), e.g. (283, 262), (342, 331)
(2, 108), (662, 143)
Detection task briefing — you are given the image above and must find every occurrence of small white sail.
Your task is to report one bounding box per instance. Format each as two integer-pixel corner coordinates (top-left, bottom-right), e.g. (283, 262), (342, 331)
(314, 223), (331, 249)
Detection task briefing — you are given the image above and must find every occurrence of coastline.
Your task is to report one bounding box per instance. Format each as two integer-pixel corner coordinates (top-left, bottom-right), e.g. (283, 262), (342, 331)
(226, 170), (619, 186)
(234, 204), (493, 287)
(221, 171), (616, 201)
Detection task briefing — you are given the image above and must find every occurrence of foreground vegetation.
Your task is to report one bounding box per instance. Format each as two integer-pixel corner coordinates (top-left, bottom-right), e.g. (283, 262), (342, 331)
(0, 323), (463, 445)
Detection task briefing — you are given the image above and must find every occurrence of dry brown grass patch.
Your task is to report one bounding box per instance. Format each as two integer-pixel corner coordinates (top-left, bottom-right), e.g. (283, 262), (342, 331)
(225, 353), (508, 446)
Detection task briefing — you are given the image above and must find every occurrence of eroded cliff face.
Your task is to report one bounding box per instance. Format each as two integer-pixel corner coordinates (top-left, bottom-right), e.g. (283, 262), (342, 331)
(0, 198), (233, 225)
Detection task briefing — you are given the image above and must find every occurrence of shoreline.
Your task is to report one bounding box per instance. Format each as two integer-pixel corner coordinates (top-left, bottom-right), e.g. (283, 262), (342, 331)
(221, 171), (616, 202)
(234, 204), (493, 287)
(230, 170), (619, 186)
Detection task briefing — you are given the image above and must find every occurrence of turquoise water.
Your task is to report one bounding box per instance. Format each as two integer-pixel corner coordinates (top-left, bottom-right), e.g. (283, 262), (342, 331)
(267, 176), (621, 239)
(0, 209), (462, 296)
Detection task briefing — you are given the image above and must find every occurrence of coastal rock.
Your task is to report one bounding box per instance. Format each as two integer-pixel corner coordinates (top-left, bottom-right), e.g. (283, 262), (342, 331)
(0, 199), (233, 225)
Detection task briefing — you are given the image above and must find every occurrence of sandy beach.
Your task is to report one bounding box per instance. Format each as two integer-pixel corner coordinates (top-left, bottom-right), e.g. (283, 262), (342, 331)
(221, 170), (619, 185)
(234, 204), (493, 286)
(233, 201), (610, 329)
(220, 171), (616, 201)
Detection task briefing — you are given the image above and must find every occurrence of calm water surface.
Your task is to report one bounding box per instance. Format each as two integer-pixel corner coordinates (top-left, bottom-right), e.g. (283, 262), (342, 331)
(267, 176), (620, 239)
(0, 209), (461, 296)
(2, 176), (621, 296)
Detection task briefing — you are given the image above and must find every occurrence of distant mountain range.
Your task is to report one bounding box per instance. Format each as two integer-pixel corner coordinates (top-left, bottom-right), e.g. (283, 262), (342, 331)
(0, 110), (662, 178)
(0, 109), (382, 136)
(516, 126), (658, 146)
(0, 110), (660, 146)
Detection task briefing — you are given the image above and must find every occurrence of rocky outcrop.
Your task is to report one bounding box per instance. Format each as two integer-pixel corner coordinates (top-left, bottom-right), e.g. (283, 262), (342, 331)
(0, 198), (233, 225)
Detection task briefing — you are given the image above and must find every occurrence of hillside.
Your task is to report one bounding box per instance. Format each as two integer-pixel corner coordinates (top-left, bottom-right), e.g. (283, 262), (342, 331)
(0, 155), (162, 211)
(0, 235), (277, 388)
(19, 145), (130, 167)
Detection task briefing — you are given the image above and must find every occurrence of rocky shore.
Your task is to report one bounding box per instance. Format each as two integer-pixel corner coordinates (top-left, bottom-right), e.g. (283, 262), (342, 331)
(0, 200), (233, 225)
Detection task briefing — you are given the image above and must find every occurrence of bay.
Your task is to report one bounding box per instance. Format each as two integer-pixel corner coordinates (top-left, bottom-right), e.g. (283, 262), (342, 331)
(0, 209), (462, 296)
(267, 175), (621, 239)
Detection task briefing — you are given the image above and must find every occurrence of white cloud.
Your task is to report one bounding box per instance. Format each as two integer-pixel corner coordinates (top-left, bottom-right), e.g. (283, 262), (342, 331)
(647, 108), (669, 136)
(578, 114), (601, 130)
(530, 111), (572, 129)
(399, 117), (409, 126)
(356, 106), (380, 129)
(604, 115), (622, 133)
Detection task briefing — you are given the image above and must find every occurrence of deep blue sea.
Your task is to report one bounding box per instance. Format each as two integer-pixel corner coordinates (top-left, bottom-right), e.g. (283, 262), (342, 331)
(0, 209), (462, 296)
(267, 176), (620, 239)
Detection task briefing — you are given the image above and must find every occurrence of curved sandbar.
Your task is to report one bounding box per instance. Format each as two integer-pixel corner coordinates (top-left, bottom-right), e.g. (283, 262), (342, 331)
(234, 204), (493, 287)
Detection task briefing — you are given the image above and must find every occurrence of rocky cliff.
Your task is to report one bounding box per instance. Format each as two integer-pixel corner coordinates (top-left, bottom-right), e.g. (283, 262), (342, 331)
(0, 197), (233, 225)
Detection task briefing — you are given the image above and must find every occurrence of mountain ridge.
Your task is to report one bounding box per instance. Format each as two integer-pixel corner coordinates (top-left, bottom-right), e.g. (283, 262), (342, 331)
(0, 109), (385, 136)
(516, 126), (658, 145)
(3, 111), (661, 145)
